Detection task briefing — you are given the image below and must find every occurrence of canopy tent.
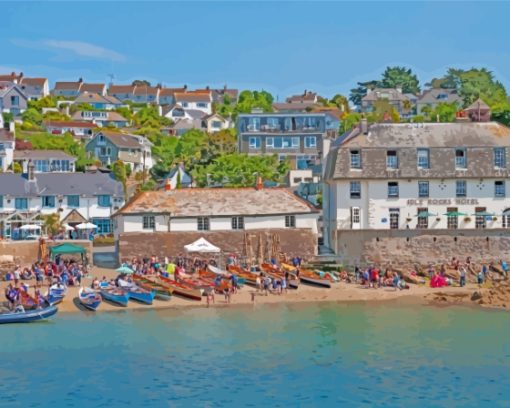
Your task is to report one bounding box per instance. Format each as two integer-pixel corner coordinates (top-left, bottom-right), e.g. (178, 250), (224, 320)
(416, 211), (438, 218)
(19, 224), (41, 230)
(75, 222), (98, 230)
(50, 243), (87, 261)
(184, 237), (220, 253)
(443, 211), (468, 217)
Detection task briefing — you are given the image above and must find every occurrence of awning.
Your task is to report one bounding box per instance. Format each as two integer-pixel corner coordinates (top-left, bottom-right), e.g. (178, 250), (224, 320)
(472, 211), (495, 217)
(443, 211), (468, 217)
(50, 243), (86, 259)
(416, 211), (438, 217)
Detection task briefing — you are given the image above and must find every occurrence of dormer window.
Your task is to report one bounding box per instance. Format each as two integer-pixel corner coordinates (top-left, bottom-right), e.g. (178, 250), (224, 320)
(386, 150), (398, 169)
(455, 148), (467, 169)
(350, 150), (361, 169)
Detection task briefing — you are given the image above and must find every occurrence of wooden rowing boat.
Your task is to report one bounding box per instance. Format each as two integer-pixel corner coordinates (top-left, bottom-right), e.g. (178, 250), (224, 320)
(280, 263), (331, 288)
(157, 275), (203, 301)
(227, 265), (258, 286)
(260, 263), (299, 289)
(100, 287), (130, 307)
(133, 275), (173, 301)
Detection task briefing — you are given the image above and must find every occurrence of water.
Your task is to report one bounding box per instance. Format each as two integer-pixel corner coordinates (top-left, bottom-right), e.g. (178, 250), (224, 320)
(1, 302), (510, 407)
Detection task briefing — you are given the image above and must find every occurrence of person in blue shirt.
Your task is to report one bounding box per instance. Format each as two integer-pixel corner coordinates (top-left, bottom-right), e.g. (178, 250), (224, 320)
(500, 260), (508, 278)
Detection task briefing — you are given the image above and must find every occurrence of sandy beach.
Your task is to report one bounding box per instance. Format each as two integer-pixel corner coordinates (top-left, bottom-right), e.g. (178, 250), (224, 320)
(1, 266), (489, 314)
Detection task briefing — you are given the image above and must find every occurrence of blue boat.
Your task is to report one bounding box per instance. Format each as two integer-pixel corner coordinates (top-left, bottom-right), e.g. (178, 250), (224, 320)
(79, 287), (102, 311)
(126, 287), (155, 305)
(100, 287), (130, 307)
(0, 304), (58, 324)
(46, 283), (67, 306)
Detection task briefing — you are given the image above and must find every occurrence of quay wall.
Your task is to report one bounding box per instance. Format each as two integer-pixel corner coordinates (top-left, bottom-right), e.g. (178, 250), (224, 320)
(333, 229), (510, 267)
(118, 229), (317, 263)
(0, 240), (93, 266)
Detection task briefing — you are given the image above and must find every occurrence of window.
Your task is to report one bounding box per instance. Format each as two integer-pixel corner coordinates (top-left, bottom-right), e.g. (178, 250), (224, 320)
(350, 150), (361, 169)
(305, 136), (317, 148)
(503, 210), (510, 228)
(285, 215), (296, 228)
(197, 217), (210, 231)
(494, 147), (506, 169)
(41, 196), (55, 208)
(386, 150), (398, 169)
(351, 207), (360, 226)
(350, 181), (361, 199)
(10, 95), (19, 106)
(197, 102), (207, 108)
(0, 195), (3, 208)
(387, 182), (399, 198)
(98, 195), (111, 207)
(455, 148), (467, 169)
(475, 207), (487, 229)
(417, 148), (429, 169)
(34, 160), (49, 173)
(389, 209), (400, 229)
(249, 137), (260, 149)
(418, 181), (429, 198)
(266, 137), (274, 148)
(15, 198), (28, 210)
(417, 207), (428, 229)
(456, 180), (467, 197)
(67, 195), (80, 208)
(182, 102), (189, 108)
(447, 207), (458, 230)
(495, 181), (505, 198)
(212, 120), (222, 129)
(143, 215), (155, 230)
(92, 218), (111, 234)
(231, 216), (244, 230)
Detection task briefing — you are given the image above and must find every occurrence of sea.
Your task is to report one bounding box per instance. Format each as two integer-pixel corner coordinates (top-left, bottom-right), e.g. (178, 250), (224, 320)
(1, 301), (510, 407)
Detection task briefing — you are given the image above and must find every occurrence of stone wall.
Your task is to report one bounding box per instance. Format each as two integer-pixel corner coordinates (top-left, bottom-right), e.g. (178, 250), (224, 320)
(118, 229), (317, 263)
(0, 240), (93, 266)
(333, 229), (510, 267)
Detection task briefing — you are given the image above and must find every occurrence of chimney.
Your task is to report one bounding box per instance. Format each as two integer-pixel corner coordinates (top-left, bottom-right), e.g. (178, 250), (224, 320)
(19, 72), (24, 78)
(164, 178), (171, 191)
(206, 86), (210, 91)
(360, 118), (368, 135)
(27, 160), (35, 181)
(78, 77), (83, 83)
(183, 84), (188, 90)
(224, 84), (227, 91)
(255, 175), (263, 190)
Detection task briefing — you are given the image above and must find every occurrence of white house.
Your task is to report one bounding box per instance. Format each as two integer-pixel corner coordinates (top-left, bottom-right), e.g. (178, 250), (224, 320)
(203, 113), (230, 133)
(323, 120), (510, 253)
(13, 150), (77, 173)
(0, 127), (15, 172)
(0, 171), (125, 237)
(174, 91), (212, 115)
(44, 120), (97, 138)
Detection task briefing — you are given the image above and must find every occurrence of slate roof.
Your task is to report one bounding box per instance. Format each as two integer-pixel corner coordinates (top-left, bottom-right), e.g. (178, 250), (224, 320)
(80, 83), (106, 94)
(115, 188), (318, 217)
(96, 131), (150, 149)
(13, 150), (76, 160)
(0, 173), (124, 197)
(0, 129), (14, 142)
(44, 120), (97, 129)
(417, 88), (462, 105)
(75, 92), (122, 105)
(362, 88), (409, 102)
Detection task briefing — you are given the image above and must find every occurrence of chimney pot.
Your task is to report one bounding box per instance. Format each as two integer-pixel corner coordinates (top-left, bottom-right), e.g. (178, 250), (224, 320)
(164, 179), (171, 191)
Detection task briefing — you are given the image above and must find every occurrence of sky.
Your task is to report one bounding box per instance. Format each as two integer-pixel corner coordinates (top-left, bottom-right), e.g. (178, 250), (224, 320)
(1, 1), (510, 99)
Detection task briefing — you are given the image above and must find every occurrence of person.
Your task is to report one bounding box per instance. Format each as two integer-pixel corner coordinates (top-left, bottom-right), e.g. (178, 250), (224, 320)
(256, 274), (262, 293)
(459, 266), (466, 287)
(440, 264), (446, 277)
(354, 266), (361, 283)
(223, 287), (231, 303)
(13, 266), (21, 287)
(35, 266), (43, 288)
(477, 271), (484, 285)
(263, 276), (270, 296)
(231, 274), (238, 294)
(500, 260), (508, 278)
(393, 273), (400, 291)
(281, 276), (287, 294)
(482, 264), (488, 280)
(428, 264), (435, 280)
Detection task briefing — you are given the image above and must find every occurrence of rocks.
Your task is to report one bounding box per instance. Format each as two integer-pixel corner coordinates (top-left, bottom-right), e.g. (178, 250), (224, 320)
(471, 291), (483, 301)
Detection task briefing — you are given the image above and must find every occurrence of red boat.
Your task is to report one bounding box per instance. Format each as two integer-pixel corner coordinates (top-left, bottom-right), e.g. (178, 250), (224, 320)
(157, 276), (203, 301)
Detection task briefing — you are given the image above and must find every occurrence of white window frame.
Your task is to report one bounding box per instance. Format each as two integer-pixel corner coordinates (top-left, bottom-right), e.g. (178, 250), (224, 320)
(285, 215), (296, 228)
(350, 181), (361, 199)
(143, 215), (155, 230)
(266, 137), (274, 148)
(387, 182), (399, 198)
(231, 216), (244, 230)
(249, 137), (260, 149)
(350, 150), (361, 169)
(417, 148), (429, 169)
(455, 148), (467, 169)
(418, 181), (429, 198)
(305, 136), (317, 148)
(197, 217), (210, 231)
(494, 147), (506, 169)
(386, 151), (398, 169)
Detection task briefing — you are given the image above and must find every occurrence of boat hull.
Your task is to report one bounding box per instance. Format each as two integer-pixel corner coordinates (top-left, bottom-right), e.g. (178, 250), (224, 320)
(0, 305), (58, 324)
(128, 290), (155, 305)
(79, 288), (102, 311)
(158, 277), (202, 301)
(299, 276), (331, 288)
(100, 290), (130, 307)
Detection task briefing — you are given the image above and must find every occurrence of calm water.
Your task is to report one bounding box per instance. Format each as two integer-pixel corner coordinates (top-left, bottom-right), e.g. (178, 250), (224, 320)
(1, 302), (510, 407)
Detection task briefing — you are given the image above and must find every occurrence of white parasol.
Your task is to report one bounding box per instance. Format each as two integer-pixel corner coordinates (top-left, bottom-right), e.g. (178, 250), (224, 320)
(75, 222), (98, 230)
(62, 224), (75, 231)
(19, 224), (41, 230)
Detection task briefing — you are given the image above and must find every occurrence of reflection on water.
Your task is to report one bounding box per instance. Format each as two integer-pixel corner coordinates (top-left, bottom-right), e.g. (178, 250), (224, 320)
(1, 303), (509, 407)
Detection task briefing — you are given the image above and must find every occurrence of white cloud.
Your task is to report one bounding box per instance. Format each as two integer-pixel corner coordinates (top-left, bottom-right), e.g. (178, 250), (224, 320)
(12, 39), (126, 63)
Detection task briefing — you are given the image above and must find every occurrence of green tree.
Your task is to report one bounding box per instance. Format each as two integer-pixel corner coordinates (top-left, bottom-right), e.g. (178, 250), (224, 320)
(112, 160), (127, 197)
(43, 111), (70, 121)
(27, 95), (59, 112)
(330, 94), (350, 113)
(43, 213), (61, 237)
(340, 112), (362, 133)
(12, 162), (22, 173)
(429, 102), (458, 122)
(21, 108), (43, 126)
(380, 66), (420, 94)
(176, 171), (182, 189)
(349, 80), (379, 106)
(208, 128), (237, 155)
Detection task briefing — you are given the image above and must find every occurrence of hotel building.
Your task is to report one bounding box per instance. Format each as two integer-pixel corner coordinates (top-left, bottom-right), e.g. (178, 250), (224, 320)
(323, 120), (510, 251)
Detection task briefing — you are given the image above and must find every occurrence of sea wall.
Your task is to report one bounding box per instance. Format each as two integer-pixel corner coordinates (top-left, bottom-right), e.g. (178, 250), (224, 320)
(333, 229), (510, 267)
(118, 229), (317, 263)
(0, 240), (93, 266)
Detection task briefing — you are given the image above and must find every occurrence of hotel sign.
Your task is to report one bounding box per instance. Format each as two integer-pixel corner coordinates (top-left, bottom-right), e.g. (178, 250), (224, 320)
(407, 198), (479, 206)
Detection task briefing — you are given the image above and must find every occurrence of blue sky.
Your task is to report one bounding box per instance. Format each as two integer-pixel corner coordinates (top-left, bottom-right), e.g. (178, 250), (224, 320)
(1, 1), (509, 99)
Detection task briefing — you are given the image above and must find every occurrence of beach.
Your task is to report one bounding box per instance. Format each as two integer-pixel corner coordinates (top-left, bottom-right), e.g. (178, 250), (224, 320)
(1, 265), (490, 313)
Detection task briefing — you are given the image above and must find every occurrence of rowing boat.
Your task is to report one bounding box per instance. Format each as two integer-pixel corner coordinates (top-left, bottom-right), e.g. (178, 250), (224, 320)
(118, 279), (156, 305)
(100, 287), (130, 307)
(0, 304), (58, 324)
(45, 283), (67, 306)
(227, 265), (258, 286)
(79, 287), (102, 311)
(133, 275), (173, 301)
(157, 276), (202, 301)
(279, 263), (331, 288)
(260, 263), (299, 289)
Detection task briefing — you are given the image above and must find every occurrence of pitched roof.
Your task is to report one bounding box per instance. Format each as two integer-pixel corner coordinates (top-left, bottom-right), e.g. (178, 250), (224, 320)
(0, 172), (124, 197)
(465, 98), (491, 111)
(71, 111), (127, 122)
(286, 91), (318, 103)
(133, 86), (159, 96)
(96, 131), (146, 148)
(75, 92), (122, 105)
(174, 91), (211, 102)
(0, 129), (14, 142)
(337, 122), (510, 149)
(108, 84), (136, 94)
(0, 82), (28, 99)
(115, 188), (318, 217)
(80, 83), (106, 93)
(0, 73), (20, 82)
(44, 120), (97, 129)
(362, 88), (409, 102)
(54, 81), (82, 91)
(273, 101), (319, 112)
(160, 87), (187, 97)
(19, 77), (48, 87)
(417, 88), (462, 104)
(13, 149), (76, 160)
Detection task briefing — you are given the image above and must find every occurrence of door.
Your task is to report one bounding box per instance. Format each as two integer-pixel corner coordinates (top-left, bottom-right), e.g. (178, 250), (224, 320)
(351, 207), (361, 229)
(389, 209), (400, 229)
